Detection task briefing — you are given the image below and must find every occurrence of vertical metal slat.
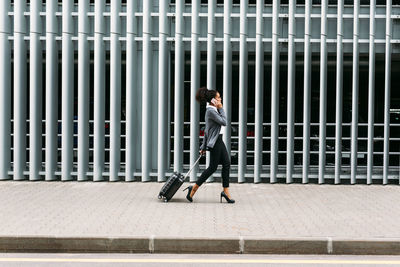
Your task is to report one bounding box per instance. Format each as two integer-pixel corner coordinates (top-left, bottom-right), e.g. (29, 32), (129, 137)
(206, 0), (216, 182)
(319, 0), (328, 184)
(286, 1), (295, 184)
(239, 1), (248, 184)
(126, 0), (138, 182)
(351, 0), (360, 184)
(174, 0), (184, 174)
(78, 0), (90, 181)
(270, 0), (280, 184)
(222, 0), (232, 179)
(222, 0), (232, 174)
(45, 0), (58, 181)
(207, 0), (216, 96)
(30, 0), (42, 181)
(207, 0), (216, 92)
(190, 0), (200, 183)
(142, 0), (152, 182)
(383, 1), (392, 185)
(110, 0), (122, 181)
(335, 0), (344, 184)
(0, 0), (11, 180)
(302, 0), (312, 184)
(94, 0), (106, 182)
(61, 1), (74, 181)
(14, 0), (27, 180)
(255, 0), (264, 184)
(367, 1), (376, 185)
(158, 0), (168, 182)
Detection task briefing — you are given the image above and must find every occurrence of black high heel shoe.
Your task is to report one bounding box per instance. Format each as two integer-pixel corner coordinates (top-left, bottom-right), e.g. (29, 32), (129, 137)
(220, 191), (235, 204)
(183, 186), (193, 202)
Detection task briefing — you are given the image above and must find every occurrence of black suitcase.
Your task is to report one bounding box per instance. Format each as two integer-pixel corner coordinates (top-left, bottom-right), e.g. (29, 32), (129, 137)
(158, 155), (203, 202)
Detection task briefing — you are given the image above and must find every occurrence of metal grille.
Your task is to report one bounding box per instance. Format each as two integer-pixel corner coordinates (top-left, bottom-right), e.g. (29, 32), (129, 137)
(0, 0), (399, 183)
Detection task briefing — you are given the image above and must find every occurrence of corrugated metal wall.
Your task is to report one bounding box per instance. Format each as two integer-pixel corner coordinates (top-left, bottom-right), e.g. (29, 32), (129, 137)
(0, 0), (399, 183)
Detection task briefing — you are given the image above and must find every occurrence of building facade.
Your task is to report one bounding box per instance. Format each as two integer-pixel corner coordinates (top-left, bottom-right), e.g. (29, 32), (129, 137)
(0, 0), (399, 184)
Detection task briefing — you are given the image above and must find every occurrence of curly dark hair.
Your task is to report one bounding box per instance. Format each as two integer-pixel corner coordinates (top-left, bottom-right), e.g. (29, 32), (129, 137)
(195, 87), (218, 105)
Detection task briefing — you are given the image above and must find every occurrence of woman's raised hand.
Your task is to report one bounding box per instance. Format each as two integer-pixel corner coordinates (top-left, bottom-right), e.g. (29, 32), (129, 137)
(216, 99), (223, 109)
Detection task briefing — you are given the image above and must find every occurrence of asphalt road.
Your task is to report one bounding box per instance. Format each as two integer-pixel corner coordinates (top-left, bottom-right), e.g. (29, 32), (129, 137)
(1, 253), (400, 267)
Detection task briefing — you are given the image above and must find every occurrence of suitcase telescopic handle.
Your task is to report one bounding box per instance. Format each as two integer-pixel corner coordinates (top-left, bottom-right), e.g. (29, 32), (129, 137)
(183, 154), (204, 181)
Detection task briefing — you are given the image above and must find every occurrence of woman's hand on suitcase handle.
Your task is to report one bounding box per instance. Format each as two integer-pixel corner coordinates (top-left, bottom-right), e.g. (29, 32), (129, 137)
(200, 150), (206, 156)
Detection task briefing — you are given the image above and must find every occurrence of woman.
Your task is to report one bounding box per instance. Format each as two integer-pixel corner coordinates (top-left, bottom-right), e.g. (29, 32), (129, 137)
(183, 87), (235, 204)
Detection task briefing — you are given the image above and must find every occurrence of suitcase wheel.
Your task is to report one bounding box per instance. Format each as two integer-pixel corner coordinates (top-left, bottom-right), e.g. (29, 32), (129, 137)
(164, 198), (168, 203)
(158, 194), (162, 199)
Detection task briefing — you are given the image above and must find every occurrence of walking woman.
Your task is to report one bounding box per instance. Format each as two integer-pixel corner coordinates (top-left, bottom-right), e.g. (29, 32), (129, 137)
(183, 87), (235, 204)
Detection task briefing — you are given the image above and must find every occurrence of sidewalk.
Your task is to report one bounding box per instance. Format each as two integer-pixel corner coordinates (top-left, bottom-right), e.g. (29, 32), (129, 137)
(0, 181), (400, 254)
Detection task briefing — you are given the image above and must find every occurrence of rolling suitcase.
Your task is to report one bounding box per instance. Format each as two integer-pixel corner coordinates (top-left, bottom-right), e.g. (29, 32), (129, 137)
(158, 155), (203, 202)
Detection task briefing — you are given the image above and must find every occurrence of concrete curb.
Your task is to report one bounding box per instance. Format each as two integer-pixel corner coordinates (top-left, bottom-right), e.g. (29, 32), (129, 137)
(1, 236), (400, 255)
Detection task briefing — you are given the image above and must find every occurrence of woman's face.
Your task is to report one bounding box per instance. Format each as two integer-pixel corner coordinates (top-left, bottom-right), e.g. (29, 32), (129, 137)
(214, 92), (221, 105)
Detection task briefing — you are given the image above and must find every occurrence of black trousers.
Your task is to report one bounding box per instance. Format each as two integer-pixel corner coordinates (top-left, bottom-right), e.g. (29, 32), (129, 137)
(196, 135), (231, 188)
